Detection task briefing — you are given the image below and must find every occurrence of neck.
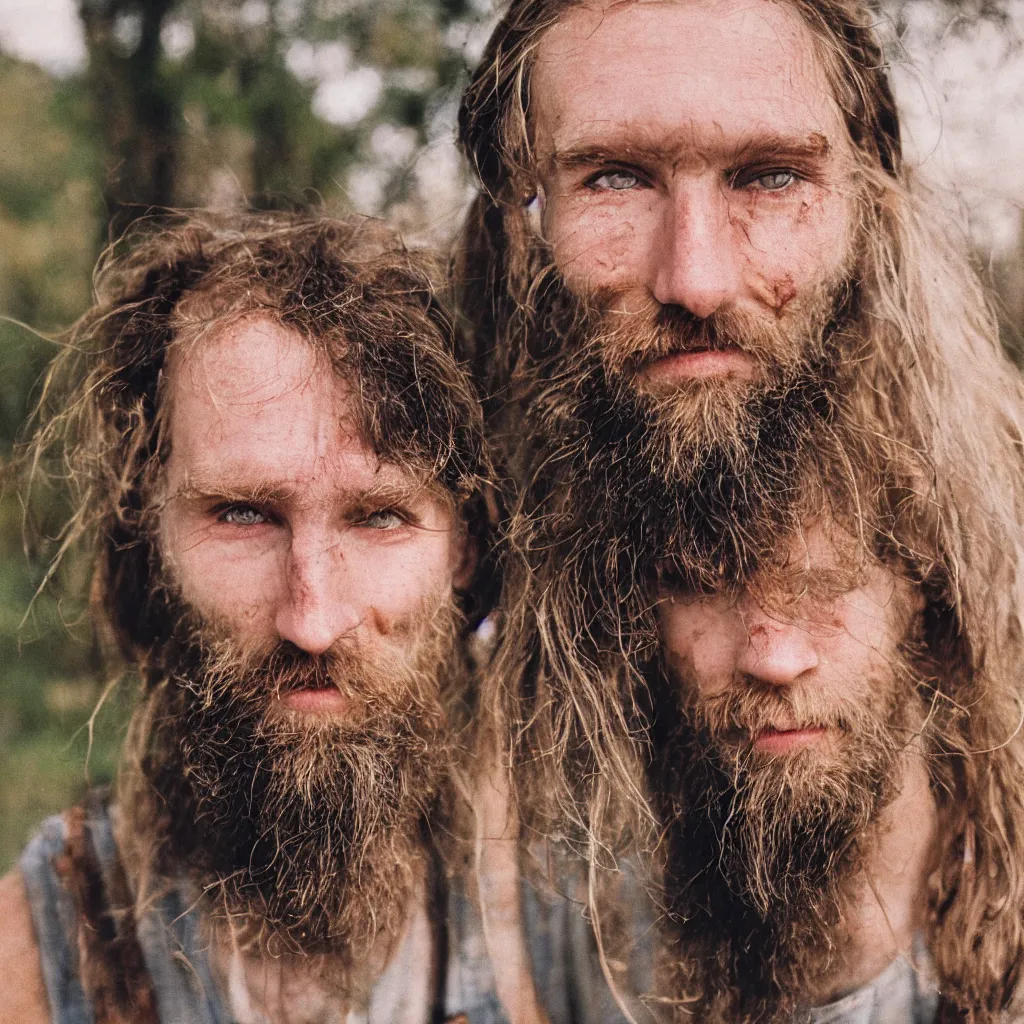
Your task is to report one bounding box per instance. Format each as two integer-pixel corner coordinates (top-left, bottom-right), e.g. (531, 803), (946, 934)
(208, 860), (432, 1024)
(809, 746), (938, 1005)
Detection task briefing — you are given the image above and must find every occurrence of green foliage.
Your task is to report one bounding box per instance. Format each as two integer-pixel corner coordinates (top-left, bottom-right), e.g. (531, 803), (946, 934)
(74, 0), (487, 217)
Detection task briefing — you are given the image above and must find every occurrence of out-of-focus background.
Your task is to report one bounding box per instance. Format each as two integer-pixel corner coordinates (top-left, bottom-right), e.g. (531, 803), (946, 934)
(0, 0), (1022, 873)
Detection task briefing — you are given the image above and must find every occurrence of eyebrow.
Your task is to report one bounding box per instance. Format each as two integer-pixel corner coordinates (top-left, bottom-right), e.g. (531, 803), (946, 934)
(550, 130), (834, 173)
(168, 476), (438, 510)
(772, 565), (866, 603)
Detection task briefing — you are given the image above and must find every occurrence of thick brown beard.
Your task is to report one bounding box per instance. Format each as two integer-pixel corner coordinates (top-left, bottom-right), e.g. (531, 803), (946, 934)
(591, 282), (847, 479)
(492, 262), (867, 848)
(513, 263), (861, 602)
(648, 651), (923, 1023)
(121, 590), (464, 968)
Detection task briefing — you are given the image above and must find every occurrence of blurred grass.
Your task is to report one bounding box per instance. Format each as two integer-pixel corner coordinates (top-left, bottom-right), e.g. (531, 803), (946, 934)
(0, 698), (129, 873)
(0, 482), (135, 873)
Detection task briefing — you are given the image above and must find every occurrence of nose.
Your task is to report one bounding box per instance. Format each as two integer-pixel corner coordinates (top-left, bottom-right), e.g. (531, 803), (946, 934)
(650, 179), (743, 319)
(274, 528), (361, 656)
(735, 603), (819, 687)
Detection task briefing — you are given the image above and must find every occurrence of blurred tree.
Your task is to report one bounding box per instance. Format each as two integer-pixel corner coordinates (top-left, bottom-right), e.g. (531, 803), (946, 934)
(72, 0), (490, 228)
(0, 52), (115, 870)
(79, 0), (182, 234)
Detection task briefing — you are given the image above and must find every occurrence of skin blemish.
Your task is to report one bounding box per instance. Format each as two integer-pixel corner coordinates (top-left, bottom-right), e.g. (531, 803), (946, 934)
(748, 621), (771, 641)
(771, 276), (798, 311)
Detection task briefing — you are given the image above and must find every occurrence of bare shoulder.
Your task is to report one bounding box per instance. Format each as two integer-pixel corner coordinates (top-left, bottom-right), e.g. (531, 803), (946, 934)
(0, 869), (50, 1024)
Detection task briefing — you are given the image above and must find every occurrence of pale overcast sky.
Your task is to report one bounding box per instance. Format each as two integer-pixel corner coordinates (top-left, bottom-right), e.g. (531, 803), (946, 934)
(0, 0), (1021, 252)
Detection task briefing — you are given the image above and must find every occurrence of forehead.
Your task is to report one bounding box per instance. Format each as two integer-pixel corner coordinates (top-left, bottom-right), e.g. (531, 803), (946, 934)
(532, 0), (844, 162)
(166, 316), (345, 433)
(163, 317), (408, 494)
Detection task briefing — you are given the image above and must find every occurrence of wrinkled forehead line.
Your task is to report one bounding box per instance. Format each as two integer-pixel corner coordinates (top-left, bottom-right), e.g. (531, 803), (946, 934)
(534, 0), (828, 72)
(157, 310), (462, 511)
(526, 0), (849, 157)
(162, 311), (352, 422)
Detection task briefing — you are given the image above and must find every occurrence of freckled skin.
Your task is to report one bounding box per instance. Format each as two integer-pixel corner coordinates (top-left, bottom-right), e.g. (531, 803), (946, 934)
(0, 319), (473, 1024)
(158, 318), (468, 662)
(531, 0), (854, 324)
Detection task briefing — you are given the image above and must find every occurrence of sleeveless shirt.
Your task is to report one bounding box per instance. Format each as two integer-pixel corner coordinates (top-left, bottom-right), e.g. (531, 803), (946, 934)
(23, 796), (941, 1024)
(19, 796), (639, 1024)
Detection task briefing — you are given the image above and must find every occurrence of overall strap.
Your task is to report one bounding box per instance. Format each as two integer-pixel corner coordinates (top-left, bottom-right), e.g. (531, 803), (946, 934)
(20, 814), (92, 1024)
(71, 795), (230, 1024)
(54, 794), (160, 1024)
(20, 793), (230, 1024)
(18, 793), (160, 1024)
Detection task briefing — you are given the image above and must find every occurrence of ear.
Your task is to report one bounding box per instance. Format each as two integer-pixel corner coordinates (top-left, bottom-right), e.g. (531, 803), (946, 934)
(452, 528), (481, 593)
(452, 483), (499, 593)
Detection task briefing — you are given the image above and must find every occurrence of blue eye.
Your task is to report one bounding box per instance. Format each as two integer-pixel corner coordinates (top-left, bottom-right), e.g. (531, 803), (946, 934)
(750, 170), (796, 191)
(590, 169), (640, 191)
(362, 509), (405, 531)
(221, 505), (268, 526)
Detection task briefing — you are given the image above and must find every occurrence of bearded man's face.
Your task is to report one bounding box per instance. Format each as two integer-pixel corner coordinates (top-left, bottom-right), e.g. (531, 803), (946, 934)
(519, 0), (861, 480)
(505, 1), (869, 592)
(529, 0), (856, 349)
(650, 522), (924, 1020)
(131, 316), (472, 958)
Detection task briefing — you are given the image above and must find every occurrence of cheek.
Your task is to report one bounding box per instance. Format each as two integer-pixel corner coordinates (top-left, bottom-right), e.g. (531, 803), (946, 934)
(546, 192), (658, 295)
(836, 583), (902, 654)
(683, 638), (739, 699)
(735, 190), (852, 300)
(659, 604), (738, 699)
(342, 533), (455, 630)
(162, 523), (285, 634)
(814, 590), (903, 703)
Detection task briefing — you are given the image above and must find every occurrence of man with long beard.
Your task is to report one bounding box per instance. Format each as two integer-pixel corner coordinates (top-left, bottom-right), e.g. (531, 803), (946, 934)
(0, 212), (575, 1024)
(652, 516), (941, 1021)
(456, 0), (1024, 1019)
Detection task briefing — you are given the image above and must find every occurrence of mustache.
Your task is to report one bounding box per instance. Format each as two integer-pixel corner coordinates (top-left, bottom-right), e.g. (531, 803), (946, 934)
(172, 597), (462, 721)
(674, 659), (925, 771)
(603, 304), (775, 377)
(232, 642), (359, 695)
(686, 683), (857, 743)
(544, 275), (853, 396)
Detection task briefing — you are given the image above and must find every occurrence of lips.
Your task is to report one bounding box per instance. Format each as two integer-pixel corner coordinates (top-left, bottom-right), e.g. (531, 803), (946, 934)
(637, 346), (757, 388)
(750, 725), (828, 754)
(276, 685), (351, 714)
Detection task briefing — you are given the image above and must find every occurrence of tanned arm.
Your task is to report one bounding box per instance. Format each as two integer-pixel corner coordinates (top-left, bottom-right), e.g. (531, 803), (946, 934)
(0, 870), (50, 1024)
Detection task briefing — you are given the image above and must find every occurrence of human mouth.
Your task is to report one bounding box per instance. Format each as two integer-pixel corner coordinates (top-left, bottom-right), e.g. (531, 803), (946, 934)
(638, 346), (757, 389)
(751, 725), (829, 754)
(277, 686), (351, 714)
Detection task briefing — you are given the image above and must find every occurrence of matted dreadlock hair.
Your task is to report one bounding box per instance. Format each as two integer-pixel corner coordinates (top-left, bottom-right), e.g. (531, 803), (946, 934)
(23, 210), (496, 663)
(455, 1), (1024, 1017)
